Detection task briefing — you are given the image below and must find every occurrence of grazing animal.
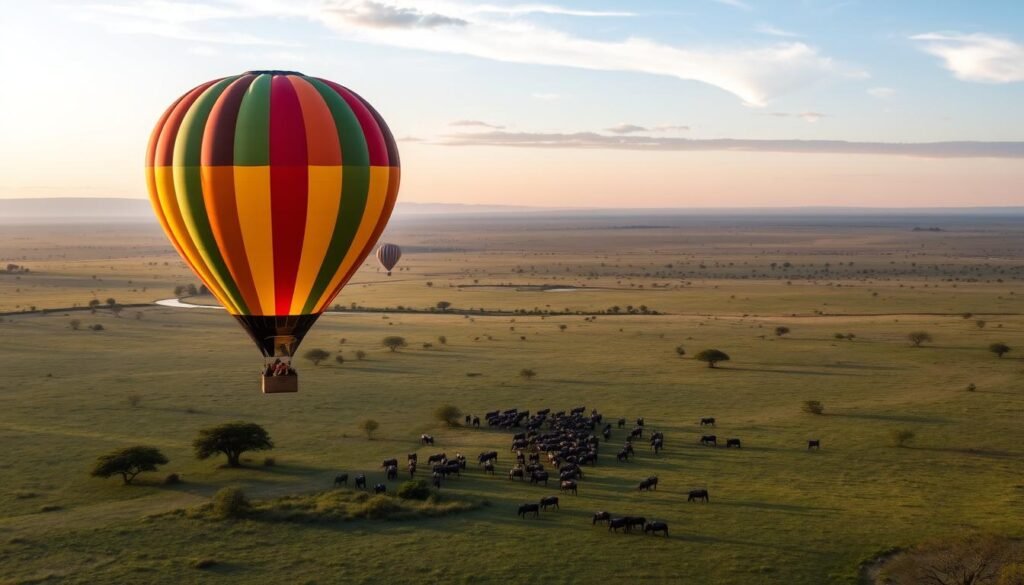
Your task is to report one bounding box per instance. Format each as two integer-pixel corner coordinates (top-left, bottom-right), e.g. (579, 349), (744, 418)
(465, 414), (472, 424)
(472, 416), (480, 427)
(651, 438), (664, 454)
(617, 418), (626, 428)
(636, 417), (644, 427)
(726, 438), (742, 448)
(444, 462), (461, 477)
(592, 511), (611, 525)
(560, 470), (580, 482)
(354, 474), (367, 489)
(483, 460), (495, 475)
(630, 427), (644, 440)
(478, 451), (498, 465)
(432, 472), (442, 489)
(602, 427), (612, 440)
(609, 517), (629, 532)
(624, 442), (635, 456)
(407, 453), (418, 463)
(333, 473), (348, 487)
(528, 452), (540, 464)
(421, 434), (434, 445)
(386, 465), (398, 480)
(808, 439), (821, 450)
(530, 471), (549, 485)
(427, 453), (447, 464)
(518, 503), (540, 518)
(644, 521), (669, 537)
(374, 483), (386, 494)
(700, 417), (716, 426)
(639, 476), (659, 491)
(700, 435), (718, 447)
(381, 458), (398, 469)
(617, 449), (629, 462)
(688, 489), (710, 503)
(408, 461), (417, 478)
(626, 516), (646, 532)
(560, 480), (578, 495)
(509, 467), (525, 481)
(540, 496), (559, 510)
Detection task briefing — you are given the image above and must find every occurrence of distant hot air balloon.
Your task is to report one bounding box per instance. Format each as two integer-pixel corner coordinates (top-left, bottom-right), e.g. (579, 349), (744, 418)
(145, 71), (400, 393)
(376, 243), (402, 275)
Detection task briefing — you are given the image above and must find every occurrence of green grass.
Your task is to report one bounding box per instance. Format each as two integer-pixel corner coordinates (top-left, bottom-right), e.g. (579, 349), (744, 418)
(0, 218), (1022, 584)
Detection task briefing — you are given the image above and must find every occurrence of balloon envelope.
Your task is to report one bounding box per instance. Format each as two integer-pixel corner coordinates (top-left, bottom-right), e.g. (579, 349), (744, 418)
(145, 70), (400, 357)
(376, 243), (402, 275)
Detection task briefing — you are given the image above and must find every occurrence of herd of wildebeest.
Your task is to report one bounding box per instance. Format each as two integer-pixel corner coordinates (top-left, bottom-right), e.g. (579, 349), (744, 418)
(332, 406), (822, 536)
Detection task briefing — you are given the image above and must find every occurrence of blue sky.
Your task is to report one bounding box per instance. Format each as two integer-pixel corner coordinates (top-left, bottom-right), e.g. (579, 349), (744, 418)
(1, 0), (1022, 207)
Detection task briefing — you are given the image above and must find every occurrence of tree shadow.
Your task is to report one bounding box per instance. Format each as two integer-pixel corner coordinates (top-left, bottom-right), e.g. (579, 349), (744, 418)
(717, 366), (861, 377)
(829, 412), (950, 424)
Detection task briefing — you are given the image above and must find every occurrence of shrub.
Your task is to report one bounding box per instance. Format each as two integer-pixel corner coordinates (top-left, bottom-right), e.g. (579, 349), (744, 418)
(695, 349), (730, 368)
(164, 473), (182, 485)
(360, 418), (379, 439)
(436, 301), (451, 311)
(212, 487), (249, 519)
(438, 336), (447, 345)
(675, 345), (686, 357)
(774, 326), (791, 337)
(397, 479), (431, 500)
(355, 350), (367, 360)
(907, 331), (933, 347)
(193, 559), (218, 569)
(90, 324), (105, 331)
(91, 446), (169, 485)
(989, 342), (1011, 358)
(891, 429), (916, 447)
(976, 320), (987, 329)
(434, 405), (462, 426)
(69, 319), (81, 331)
(382, 336), (407, 352)
(967, 382), (977, 392)
(335, 354), (345, 365)
(802, 400), (825, 415)
(303, 348), (330, 366)
(519, 368), (537, 380)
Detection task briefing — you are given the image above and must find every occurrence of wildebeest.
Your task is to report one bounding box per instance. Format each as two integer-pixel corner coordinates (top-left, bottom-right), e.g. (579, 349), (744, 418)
(688, 489), (710, 503)
(592, 511), (611, 525)
(381, 458), (398, 469)
(386, 465), (398, 480)
(354, 474), (367, 489)
(374, 483), (386, 494)
(528, 452), (540, 464)
(483, 460), (495, 475)
(427, 453), (447, 464)
(626, 516), (646, 532)
(432, 472), (442, 489)
(571, 406), (586, 415)
(602, 427), (612, 440)
(560, 480), (578, 495)
(617, 449), (630, 462)
(808, 439), (821, 450)
(408, 461), (417, 478)
(617, 418), (626, 428)
(644, 521), (669, 536)
(421, 434), (434, 445)
(726, 438), (742, 448)
(530, 470), (549, 485)
(478, 451), (498, 465)
(700, 417), (716, 426)
(700, 435), (718, 446)
(540, 495), (559, 510)
(630, 427), (644, 440)
(485, 410), (499, 420)
(472, 416), (480, 427)
(509, 466), (525, 480)
(639, 476), (659, 491)
(333, 473), (348, 487)
(651, 437), (664, 454)
(624, 442), (635, 456)
(560, 470), (580, 482)
(465, 414), (472, 424)
(518, 503), (540, 518)
(407, 453), (418, 463)
(636, 417), (644, 427)
(609, 517), (629, 532)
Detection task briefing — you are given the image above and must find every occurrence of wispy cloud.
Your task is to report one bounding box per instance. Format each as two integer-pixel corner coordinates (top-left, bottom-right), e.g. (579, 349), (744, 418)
(911, 32), (1024, 83)
(756, 23), (800, 38)
(441, 131), (1024, 158)
(713, 0), (752, 11)
(469, 4), (635, 17)
(450, 119), (505, 129)
(606, 123), (690, 134)
(867, 86), (896, 98)
(764, 111), (826, 122)
(324, 1), (468, 29)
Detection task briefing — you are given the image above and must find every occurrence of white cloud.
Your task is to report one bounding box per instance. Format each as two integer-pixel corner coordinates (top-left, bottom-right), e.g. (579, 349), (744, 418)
(867, 86), (895, 98)
(713, 0), (752, 11)
(911, 32), (1024, 83)
(763, 111), (826, 123)
(606, 123), (689, 134)
(450, 119), (505, 129)
(756, 23), (800, 38)
(470, 4), (635, 17)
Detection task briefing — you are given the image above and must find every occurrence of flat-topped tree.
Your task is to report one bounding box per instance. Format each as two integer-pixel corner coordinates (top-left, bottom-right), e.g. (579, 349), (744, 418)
(695, 349), (730, 368)
(989, 342), (1011, 358)
(304, 348), (330, 366)
(91, 446), (168, 485)
(194, 422), (273, 468)
(383, 336), (407, 352)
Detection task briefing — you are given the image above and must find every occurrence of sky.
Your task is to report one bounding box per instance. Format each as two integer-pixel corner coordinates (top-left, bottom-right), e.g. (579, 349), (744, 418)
(0, 0), (1022, 208)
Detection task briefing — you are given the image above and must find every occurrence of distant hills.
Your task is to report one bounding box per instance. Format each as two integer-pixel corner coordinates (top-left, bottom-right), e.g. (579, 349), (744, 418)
(0, 197), (1021, 223)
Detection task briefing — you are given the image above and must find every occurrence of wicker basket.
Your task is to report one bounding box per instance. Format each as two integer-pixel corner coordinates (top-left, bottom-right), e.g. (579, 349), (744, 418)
(262, 374), (298, 394)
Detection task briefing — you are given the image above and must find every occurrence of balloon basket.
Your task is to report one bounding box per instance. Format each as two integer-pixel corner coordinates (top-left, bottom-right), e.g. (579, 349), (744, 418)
(262, 374), (298, 394)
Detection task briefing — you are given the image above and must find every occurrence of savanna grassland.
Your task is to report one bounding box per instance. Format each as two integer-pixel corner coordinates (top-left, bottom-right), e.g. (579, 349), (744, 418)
(0, 213), (1022, 585)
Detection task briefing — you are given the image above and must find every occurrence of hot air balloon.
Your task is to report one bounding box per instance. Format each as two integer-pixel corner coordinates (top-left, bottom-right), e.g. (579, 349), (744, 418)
(376, 243), (402, 276)
(145, 71), (400, 393)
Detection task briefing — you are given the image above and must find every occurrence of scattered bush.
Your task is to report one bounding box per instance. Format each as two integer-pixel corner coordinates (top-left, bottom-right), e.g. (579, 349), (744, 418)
(90, 324), (105, 331)
(355, 350), (367, 360)
(212, 487), (249, 519)
(69, 319), (81, 331)
(397, 479), (431, 501)
(434, 405), (462, 427)
(164, 473), (182, 485)
(907, 331), (933, 347)
(382, 336), (407, 352)
(303, 348), (330, 366)
(976, 320), (987, 329)
(891, 429), (916, 447)
(519, 368), (537, 380)
(438, 336), (447, 345)
(967, 383), (977, 392)
(675, 345), (686, 357)
(436, 301), (451, 311)
(802, 400), (825, 415)
(91, 446), (169, 485)
(335, 354), (345, 365)
(989, 342), (1011, 358)
(695, 349), (730, 368)
(360, 418), (379, 439)
(775, 326), (791, 337)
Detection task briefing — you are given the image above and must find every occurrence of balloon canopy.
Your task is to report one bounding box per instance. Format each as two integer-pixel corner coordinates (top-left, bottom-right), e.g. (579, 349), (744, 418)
(146, 70), (400, 358)
(376, 243), (402, 275)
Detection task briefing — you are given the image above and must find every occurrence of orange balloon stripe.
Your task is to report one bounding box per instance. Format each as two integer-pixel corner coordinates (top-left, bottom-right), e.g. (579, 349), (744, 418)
(233, 165), (277, 314)
(201, 165), (262, 311)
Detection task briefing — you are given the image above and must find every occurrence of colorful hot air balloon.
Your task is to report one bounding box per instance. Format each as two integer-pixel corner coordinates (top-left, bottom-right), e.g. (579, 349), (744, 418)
(145, 71), (400, 392)
(376, 243), (402, 276)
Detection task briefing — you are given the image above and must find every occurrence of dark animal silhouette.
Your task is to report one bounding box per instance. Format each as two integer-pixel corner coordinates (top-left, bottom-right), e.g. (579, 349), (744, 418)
(630, 427), (643, 440)
(386, 465), (398, 480)
(432, 472), (442, 489)
(530, 470), (549, 485)
(354, 474), (366, 489)
(540, 496), (559, 510)
(639, 476), (659, 491)
(688, 489), (709, 503)
(421, 434), (434, 445)
(373, 483), (386, 494)
(609, 517), (629, 532)
(644, 521), (669, 536)
(700, 417), (716, 426)
(626, 516), (646, 532)
(427, 453), (447, 464)
(381, 458), (398, 469)
(617, 449), (629, 462)
(333, 473), (348, 487)
(636, 417), (644, 427)
(700, 435), (717, 446)
(617, 418), (626, 428)
(408, 461), (417, 478)
(651, 437), (664, 454)
(472, 416), (480, 427)
(509, 466), (525, 480)
(407, 453), (418, 463)
(518, 503), (540, 518)
(483, 460), (495, 475)
(592, 511), (611, 525)
(478, 451), (498, 464)
(726, 438), (741, 448)
(808, 439), (821, 450)
(560, 480), (578, 495)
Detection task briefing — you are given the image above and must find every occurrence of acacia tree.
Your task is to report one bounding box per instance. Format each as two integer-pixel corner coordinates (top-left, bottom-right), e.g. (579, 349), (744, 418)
(436, 301), (452, 312)
(382, 336), (407, 352)
(774, 326), (791, 337)
(519, 368), (537, 380)
(303, 348), (330, 365)
(989, 342), (1011, 358)
(360, 419), (379, 439)
(193, 422), (273, 468)
(434, 405), (462, 426)
(91, 446), (168, 485)
(675, 345), (686, 357)
(695, 349), (730, 368)
(908, 331), (933, 347)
